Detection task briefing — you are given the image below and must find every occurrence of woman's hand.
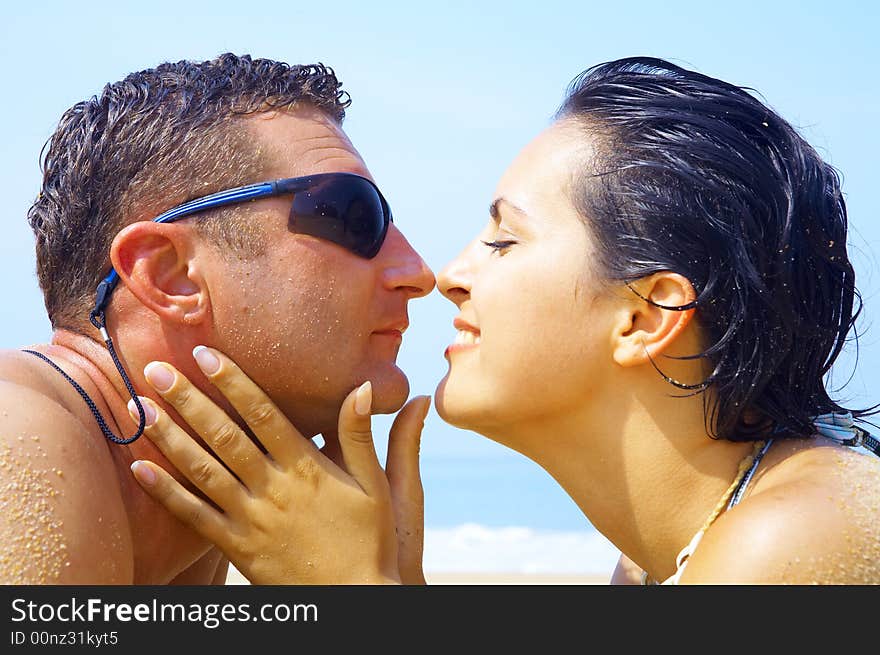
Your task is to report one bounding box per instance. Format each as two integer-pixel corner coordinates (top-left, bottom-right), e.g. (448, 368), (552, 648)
(127, 345), (431, 585)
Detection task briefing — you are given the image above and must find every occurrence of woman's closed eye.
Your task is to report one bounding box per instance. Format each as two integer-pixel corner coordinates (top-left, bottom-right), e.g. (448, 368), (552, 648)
(481, 239), (518, 254)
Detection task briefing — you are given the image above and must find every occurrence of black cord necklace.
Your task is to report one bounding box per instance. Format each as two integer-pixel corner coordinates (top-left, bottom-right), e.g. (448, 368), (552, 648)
(22, 308), (146, 444)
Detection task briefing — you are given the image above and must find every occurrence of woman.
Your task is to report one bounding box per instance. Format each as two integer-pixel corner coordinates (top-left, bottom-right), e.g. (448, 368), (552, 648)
(128, 57), (880, 584)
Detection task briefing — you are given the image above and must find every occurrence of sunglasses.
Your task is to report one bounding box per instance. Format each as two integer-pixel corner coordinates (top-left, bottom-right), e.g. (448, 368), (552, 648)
(90, 172), (392, 326)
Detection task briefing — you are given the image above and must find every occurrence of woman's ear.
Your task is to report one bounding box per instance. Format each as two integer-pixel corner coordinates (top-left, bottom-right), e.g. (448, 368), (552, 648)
(611, 272), (698, 367)
(109, 221), (210, 325)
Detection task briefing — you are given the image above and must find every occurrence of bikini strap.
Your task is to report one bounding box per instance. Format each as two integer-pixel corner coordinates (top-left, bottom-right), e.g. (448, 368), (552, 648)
(727, 438), (774, 509)
(812, 412), (880, 457)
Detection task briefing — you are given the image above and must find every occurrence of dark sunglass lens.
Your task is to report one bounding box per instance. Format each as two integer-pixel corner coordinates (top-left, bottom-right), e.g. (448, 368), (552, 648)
(290, 176), (387, 258)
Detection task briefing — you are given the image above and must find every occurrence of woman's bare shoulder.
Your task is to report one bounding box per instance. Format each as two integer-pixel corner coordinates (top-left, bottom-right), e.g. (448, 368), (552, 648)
(681, 439), (880, 584)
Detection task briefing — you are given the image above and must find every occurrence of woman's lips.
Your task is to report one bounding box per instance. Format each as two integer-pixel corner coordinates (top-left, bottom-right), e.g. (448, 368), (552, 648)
(445, 324), (481, 359)
(444, 341), (479, 359)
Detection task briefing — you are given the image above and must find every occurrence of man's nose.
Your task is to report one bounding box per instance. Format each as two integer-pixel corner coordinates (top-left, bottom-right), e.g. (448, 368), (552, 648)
(378, 224), (436, 298)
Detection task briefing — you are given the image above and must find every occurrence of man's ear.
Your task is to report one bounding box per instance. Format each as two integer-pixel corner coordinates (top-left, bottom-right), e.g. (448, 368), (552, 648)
(109, 221), (210, 325)
(611, 272), (698, 367)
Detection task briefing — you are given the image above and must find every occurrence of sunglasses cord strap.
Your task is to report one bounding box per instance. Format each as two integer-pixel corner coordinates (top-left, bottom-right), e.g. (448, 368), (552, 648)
(22, 310), (146, 445)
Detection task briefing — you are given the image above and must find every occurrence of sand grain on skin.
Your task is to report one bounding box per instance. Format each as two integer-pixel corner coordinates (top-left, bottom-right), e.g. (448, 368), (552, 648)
(0, 440), (70, 583)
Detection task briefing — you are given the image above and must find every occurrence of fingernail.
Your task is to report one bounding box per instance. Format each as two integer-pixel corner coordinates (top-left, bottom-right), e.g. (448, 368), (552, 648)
(127, 397), (158, 427)
(144, 362), (175, 393)
(131, 461), (157, 486)
(420, 396), (432, 422)
(193, 345), (221, 376)
(354, 381), (372, 416)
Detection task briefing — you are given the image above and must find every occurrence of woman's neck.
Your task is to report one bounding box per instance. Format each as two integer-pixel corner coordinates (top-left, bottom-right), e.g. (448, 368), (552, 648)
(506, 382), (757, 582)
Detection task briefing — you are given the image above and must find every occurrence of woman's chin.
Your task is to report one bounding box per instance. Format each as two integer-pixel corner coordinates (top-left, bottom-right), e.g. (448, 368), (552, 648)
(433, 376), (489, 431)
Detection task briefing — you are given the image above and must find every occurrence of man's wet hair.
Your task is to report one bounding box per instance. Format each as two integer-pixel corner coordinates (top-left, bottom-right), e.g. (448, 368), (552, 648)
(28, 53), (350, 332)
(557, 56), (875, 441)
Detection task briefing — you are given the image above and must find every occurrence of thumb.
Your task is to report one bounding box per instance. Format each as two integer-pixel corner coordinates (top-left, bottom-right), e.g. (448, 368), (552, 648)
(337, 381), (386, 498)
(386, 395), (430, 584)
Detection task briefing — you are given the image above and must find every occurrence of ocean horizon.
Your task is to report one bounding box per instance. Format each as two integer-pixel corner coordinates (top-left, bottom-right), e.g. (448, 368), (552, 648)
(417, 452), (595, 531)
(423, 523), (620, 575)
(416, 453), (622, 575)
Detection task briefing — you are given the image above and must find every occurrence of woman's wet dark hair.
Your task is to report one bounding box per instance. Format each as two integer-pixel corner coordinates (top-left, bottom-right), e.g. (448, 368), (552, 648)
(557, 56), (875, 441)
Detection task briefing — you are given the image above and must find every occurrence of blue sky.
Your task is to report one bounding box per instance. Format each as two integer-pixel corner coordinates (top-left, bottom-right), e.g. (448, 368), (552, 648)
(1, 1), (878, 537)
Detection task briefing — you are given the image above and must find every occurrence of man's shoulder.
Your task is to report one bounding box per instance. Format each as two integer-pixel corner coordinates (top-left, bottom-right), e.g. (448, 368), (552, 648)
(0, 350), (134, 583)
(0, 347), (98, 447)
(0, 347), (68, 401)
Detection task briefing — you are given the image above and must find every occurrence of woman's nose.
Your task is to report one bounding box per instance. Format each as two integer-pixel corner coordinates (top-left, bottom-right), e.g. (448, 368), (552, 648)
(437, 242), (474, 307)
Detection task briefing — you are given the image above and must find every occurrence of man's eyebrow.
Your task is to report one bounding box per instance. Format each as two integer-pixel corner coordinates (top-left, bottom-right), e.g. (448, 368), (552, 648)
(489, 197), (529, 220)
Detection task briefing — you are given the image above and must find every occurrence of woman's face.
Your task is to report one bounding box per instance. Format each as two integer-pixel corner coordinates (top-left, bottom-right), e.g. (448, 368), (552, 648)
(435, 120), (620, 437)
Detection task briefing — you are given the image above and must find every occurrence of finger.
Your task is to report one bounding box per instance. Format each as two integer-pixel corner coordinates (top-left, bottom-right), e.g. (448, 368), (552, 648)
(190, 346), (319, 470)
(336, 381), (386, 498)
(130, 459), (228, 544)
(386, 396), (430, 584)
(130, 395), (248, 514)
(386, 395), (430, 496)
(144, 359), (272, 491)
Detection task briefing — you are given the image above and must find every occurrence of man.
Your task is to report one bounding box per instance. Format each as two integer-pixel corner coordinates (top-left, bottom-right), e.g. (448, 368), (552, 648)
(0, 53), (434, 584)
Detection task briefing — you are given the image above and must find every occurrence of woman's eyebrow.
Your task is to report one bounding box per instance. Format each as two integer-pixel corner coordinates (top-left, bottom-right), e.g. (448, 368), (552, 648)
(489, 197), (529, 220)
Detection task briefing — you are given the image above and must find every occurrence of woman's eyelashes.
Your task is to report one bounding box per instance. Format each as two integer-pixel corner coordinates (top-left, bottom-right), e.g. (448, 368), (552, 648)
(480, 217), (520, 255)
(481, 239), (517, 254)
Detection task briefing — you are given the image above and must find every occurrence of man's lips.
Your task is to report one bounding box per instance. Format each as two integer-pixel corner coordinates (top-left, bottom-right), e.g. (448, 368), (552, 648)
(373, 321), (408, 339)
(373, 329), (403, 339)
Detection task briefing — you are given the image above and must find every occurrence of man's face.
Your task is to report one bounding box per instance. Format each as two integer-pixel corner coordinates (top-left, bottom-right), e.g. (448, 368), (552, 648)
(202, 107), (435, 437)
